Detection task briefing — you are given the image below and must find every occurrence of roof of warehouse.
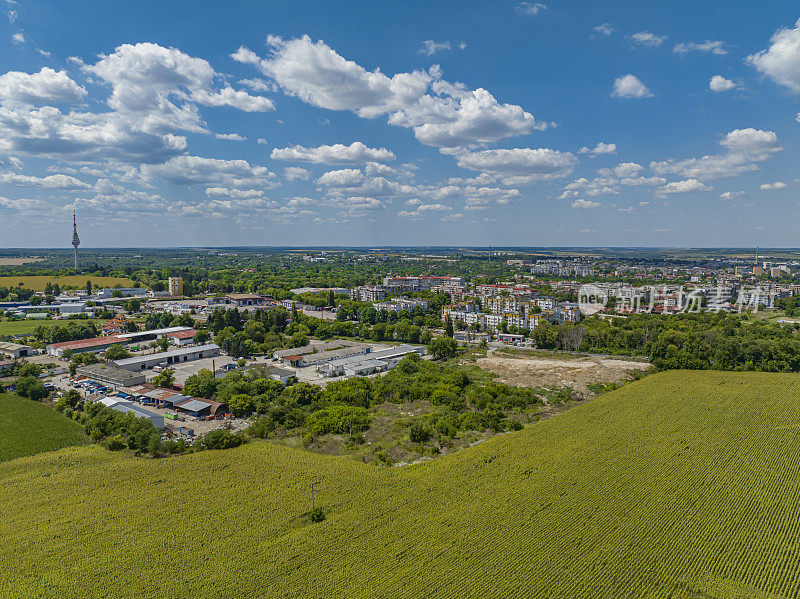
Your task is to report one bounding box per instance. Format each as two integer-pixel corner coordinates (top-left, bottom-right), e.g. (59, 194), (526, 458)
(0, 341), (33, 350)
(76, 363), (146, 382)
(143, 388), (181, 400)
(176, 399), (212, 412)
(345, 359), (387, 370)
(368, 345), (424, 360)
(110, 403), (161, 421)
(301, 346), (367, 363)
(99, 397), (128, 407)
(166, 329), (197, 339)
(113, 343), (220, 365)
(115, 326), (193, 339)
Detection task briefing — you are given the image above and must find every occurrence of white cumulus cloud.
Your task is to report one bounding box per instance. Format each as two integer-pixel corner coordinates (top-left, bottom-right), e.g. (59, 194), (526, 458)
(271, 142), (395, 164)
(674, 40), (726, 55)
(760, 181), (787, 190)
(709, 75), (736, 92)
(454, 147), (577, 184)
(0, 68), (86, 105)
(233, 35), (541, 150)
(631, 32), (666, 47)
(611, 74), (653, 98)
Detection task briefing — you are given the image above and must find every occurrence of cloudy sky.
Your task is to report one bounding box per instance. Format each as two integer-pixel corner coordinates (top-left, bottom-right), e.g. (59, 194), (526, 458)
(1, 1), (800, 247)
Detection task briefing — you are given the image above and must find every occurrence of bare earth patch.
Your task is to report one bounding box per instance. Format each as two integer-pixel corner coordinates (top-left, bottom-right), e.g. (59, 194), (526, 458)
(477, 350), (651, 395)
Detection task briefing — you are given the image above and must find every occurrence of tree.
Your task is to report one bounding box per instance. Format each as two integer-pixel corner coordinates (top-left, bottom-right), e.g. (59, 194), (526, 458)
(156, 336), (169, 352)
(429, 336), (458, 360)
(104, 345), (132, 360)
(444, 315), (454, 338)
(183, 369), (217, 399)
(152, 368), (175, 388)
(227, 393), (255, 416)
(15, 376), (49, 401)
(327, 290), (335, 307)
(85, 280), (92, 294)
(290, 331), (309, 348)
(194, 330), (211, 344)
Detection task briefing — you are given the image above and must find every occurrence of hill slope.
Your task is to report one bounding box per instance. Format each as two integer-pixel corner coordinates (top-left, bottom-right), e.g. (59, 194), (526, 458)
(0, 393), (85, 462)
(2, 371), (799, 598)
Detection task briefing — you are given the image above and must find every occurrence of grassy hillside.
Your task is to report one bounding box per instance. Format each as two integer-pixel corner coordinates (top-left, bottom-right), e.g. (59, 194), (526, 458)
(0, 394), (85, 462)
(2, 371), (800, 598)
(0, 275), (136, 291)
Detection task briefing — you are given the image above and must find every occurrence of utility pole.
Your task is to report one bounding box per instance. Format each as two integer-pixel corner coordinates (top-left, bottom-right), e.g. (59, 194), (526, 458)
(311, 480), (320, 511)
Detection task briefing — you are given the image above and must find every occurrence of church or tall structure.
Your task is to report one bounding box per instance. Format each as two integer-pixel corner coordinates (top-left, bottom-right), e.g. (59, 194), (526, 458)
(72, 211), (80, 270)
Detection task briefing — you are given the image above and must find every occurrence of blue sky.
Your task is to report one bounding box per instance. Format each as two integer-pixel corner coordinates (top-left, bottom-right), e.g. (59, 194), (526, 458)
(1, 1), (800, 247)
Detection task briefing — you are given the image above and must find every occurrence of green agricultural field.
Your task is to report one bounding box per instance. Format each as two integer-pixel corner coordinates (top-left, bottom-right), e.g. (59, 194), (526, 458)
(0, 275), (136, 291)
(3, 371), (800, 598)
(0, 394), (85, 462)
(0, 318), (107, 337)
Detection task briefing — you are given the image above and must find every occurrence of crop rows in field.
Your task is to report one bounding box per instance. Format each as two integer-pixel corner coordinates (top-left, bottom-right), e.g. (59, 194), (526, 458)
(0, 393), (86, 462)
(2, 371), (800, 598)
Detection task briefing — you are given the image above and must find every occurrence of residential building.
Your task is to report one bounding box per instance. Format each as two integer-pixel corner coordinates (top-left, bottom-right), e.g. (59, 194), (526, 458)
(373, 297), (428, 313)
(168, 277), (184, 296)
(350, 285), (387, 302)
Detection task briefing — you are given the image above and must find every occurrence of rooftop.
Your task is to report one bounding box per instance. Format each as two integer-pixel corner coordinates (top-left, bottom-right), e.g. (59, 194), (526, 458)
(0, 341), (33, 351)
(113, 344), (220, 366)
(48, 336), (125, 350)
(114, 326), (193, 339)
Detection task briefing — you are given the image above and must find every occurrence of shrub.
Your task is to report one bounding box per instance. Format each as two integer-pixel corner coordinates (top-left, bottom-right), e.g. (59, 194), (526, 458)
(106, 434), (126, 451)
(409, 422), (431, 443)
(309, 507), (326, 523)
(305, 405), (370, 437)
(247, 416), (275, 439)
(198, 429), (246, 450)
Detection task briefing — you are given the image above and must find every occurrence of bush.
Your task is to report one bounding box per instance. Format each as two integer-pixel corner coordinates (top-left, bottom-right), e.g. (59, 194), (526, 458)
(198, 429), (246, 450)
(247, 416), (275, 439)
(409, 422), (431, 443)
(305, 405), (370, 437)
(309, 507), (326, 523)
(106, 434), (126, 451)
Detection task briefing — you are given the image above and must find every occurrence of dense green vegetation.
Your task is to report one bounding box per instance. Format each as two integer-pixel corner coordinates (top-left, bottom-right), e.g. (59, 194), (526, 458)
(534, 311), (800, 372)
(3, 371), (800, 597)
(0, 393), (85, 461)
(190, 354), (546, 455)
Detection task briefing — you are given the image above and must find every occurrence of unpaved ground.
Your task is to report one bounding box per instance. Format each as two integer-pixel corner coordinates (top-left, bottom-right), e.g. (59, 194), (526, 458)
(477, 350), (650, 394)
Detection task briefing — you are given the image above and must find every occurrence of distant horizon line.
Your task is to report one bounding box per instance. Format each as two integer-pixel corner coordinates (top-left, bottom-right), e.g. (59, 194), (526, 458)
(0, 245), (793, 252)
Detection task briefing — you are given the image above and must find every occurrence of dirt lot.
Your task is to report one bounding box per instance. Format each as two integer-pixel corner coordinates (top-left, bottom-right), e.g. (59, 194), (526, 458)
(477, 350), (651, 395)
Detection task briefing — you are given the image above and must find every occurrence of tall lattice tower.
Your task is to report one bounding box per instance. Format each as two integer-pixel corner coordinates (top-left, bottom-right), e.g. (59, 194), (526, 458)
(72, 211), (80, 270)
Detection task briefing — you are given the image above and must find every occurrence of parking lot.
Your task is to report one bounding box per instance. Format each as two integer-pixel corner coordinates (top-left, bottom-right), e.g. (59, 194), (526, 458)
(168, 355), (238, 386)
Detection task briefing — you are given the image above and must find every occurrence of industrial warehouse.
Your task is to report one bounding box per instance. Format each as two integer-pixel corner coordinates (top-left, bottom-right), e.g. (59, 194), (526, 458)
(113, 344), (221, 371)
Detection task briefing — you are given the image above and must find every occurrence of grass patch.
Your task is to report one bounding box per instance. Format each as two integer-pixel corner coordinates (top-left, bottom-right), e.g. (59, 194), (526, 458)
(0, 393), (86, 461)
(0, 318), (107, 338)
